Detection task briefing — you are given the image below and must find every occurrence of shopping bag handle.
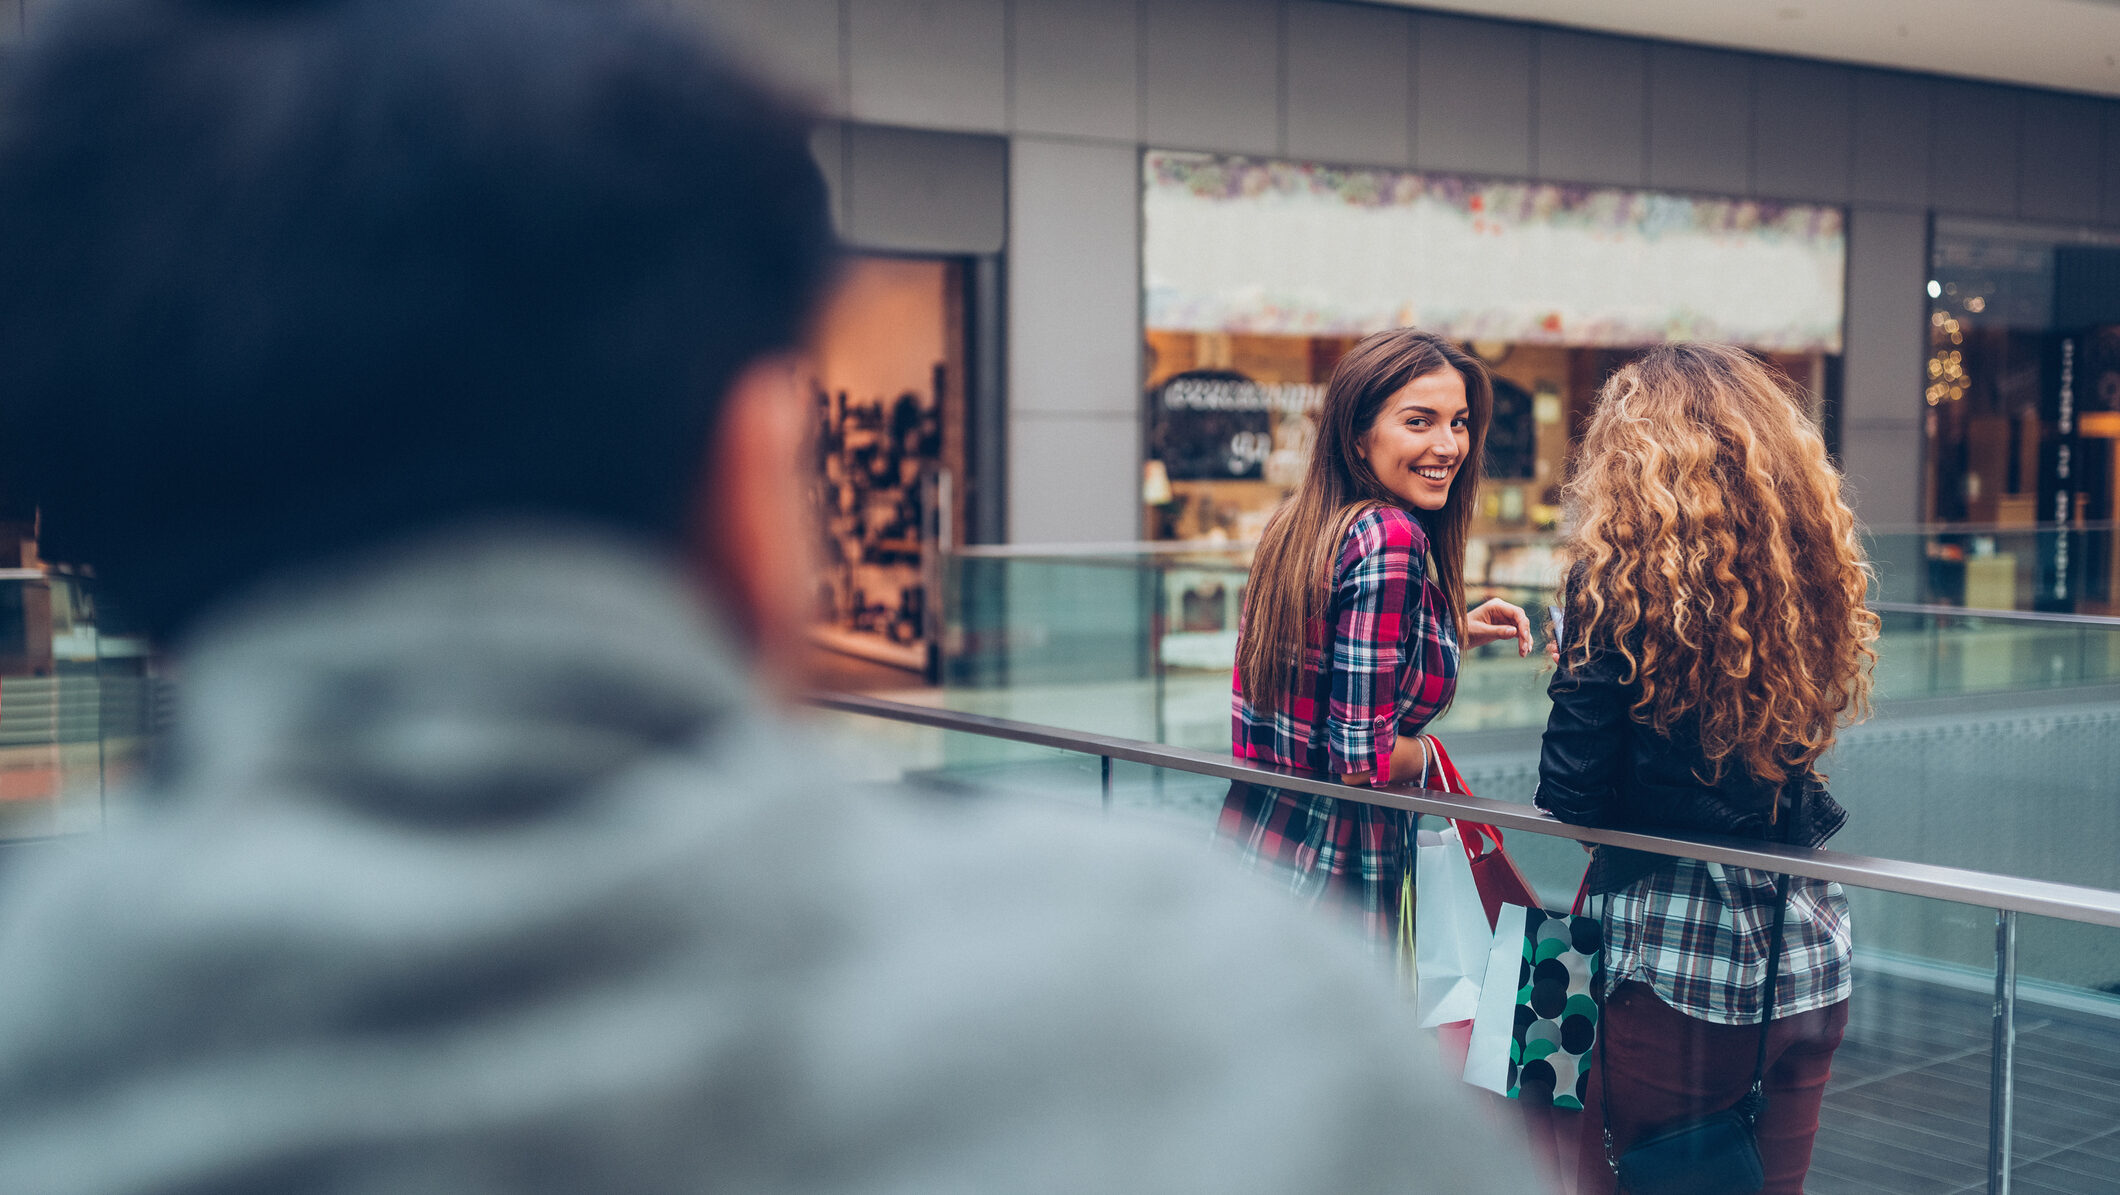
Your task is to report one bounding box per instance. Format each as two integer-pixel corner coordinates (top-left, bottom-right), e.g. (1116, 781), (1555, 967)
(1454, 820), (1504, 861)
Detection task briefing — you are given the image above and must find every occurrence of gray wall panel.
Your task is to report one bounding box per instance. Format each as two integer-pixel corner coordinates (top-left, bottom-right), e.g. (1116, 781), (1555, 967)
(1851, 71), (1931, 208)
(1008, 137), (1140, 416)
(1647, 44), (1751, 195)
(1535, 29), (1646, 187)
(1414, 14), (1533, 178)
(1285, 0), (1412, 167)
(1007, 138), (1141, 540)
(1842, 206), (1929, 527)
(1929, 80), (2021, 217)
(683, 0), (844, 110)
(1008, 414), (1142, 542)
(1142, 0), (1281, 155)
(2018, 93), (2105, 225)
(1838, 425), (1922, 530)
(848, 0), (1006, 131)
(1752, 58), (1852, 203)
(1012, 0), (1140, 141)
(842, 125), (1007, 253)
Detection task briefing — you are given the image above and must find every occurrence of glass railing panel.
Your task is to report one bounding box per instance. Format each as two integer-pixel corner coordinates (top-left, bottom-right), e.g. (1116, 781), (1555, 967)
(1868, 523), (2120, 614)
(1873, 608), (2120, 699)
(822, 699), (2120, 1194)
(0, 571), (130, 841)
(1106, 758), (1230, 832)
(934, 547), (2120, 761)
(804, 709), (1106, 813)
(1812, 888), (2003, 1194)
(1996, 913), (2120, 1193)
(1821, 685), (2119, 891)
(940, 554), (1162, 690)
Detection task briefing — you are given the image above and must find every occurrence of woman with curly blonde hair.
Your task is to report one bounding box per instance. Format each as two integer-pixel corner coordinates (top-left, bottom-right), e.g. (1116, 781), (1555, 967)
(1536, 343), (1878, 1195)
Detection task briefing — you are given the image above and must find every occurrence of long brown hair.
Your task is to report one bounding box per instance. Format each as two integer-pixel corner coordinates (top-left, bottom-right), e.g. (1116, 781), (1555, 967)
(1237, 329), (1492, 713)
(1562, 343), (1879, 786)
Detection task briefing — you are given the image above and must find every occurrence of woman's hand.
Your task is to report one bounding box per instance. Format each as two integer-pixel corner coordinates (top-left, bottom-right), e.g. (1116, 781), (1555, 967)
(1343, 735), (1433, 787)
(1466, 598), (1535, 656)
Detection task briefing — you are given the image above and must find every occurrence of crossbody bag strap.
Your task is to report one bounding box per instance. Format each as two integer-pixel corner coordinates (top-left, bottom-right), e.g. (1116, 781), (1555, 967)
(1597, 863), (1797, 1173)
(1739, 872), (1794, 1126)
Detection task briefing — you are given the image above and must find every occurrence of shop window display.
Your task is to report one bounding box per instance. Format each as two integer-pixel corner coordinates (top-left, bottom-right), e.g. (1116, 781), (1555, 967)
(1139, 151), (1845, 601)
(808, 256), (968, 676)
(1924, 221), (2120, 613)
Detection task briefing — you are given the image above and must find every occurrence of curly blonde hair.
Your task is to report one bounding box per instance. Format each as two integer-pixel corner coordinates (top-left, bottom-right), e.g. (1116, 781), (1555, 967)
(1562, 343), (1879, 786)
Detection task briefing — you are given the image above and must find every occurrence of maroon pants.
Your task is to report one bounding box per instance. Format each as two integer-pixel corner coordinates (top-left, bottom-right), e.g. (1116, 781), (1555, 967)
(1577, 982), (1849, 1195)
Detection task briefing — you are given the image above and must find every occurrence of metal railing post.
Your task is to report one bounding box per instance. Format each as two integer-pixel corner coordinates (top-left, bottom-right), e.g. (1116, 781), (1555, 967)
(1100, 754), (1112, 816)
(1987, 909), (2019, 1195)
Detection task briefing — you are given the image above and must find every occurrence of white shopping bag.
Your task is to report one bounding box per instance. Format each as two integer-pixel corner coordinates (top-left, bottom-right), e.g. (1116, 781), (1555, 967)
(1414, 825), (1494, 1028)
(1462, 902), (1529, 1096)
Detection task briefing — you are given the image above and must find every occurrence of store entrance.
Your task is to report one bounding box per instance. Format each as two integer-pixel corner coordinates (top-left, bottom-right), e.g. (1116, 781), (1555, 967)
(807, 254), (974, 680)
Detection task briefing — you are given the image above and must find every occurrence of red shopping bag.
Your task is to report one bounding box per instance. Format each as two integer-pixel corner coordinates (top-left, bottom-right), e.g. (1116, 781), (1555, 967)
(1416, 735), (1541, 931)
(1456, 822), (1541, 930)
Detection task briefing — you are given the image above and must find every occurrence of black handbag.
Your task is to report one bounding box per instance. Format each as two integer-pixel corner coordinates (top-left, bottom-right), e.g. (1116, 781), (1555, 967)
(1599, 870), (1793, 1195)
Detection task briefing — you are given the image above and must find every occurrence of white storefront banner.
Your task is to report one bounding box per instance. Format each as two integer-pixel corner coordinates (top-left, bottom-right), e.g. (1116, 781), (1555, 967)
(1143, 151), (1846, 353)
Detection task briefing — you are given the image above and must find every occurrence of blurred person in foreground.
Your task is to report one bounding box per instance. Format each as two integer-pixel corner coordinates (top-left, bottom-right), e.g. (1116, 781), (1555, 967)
(0, 0), (1533, 1191)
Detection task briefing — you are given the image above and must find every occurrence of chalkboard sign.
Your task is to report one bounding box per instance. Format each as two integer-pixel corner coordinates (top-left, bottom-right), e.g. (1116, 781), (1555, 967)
(1483, 376), (1535, 481)
(1150, 370), (1274, 481)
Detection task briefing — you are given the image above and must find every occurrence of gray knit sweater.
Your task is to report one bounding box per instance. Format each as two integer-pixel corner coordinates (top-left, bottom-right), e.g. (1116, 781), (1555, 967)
(0, 527), (1527, 1193)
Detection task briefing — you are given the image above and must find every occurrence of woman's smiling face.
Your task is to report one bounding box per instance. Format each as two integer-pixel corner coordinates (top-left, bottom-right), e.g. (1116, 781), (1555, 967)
(1357, 367), (1470, 512)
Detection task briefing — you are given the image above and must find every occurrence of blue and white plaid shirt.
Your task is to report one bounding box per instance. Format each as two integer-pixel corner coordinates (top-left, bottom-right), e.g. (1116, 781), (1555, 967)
(1600, 856), (1852, 1025)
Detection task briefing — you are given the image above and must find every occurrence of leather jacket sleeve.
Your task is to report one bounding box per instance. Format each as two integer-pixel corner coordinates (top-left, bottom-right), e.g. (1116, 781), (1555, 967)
(1534, 640), (1633, 827)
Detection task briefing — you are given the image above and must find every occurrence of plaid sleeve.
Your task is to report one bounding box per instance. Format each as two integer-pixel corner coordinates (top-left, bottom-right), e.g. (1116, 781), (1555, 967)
(1324, 509), (1420, 777)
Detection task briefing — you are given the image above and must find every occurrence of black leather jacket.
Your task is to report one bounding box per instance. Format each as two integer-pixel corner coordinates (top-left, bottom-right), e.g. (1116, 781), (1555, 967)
(1534, 635), (1847, 895)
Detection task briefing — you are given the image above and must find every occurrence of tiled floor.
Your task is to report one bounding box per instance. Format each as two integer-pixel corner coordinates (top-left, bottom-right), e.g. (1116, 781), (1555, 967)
(1811, 971), (2120, 1194)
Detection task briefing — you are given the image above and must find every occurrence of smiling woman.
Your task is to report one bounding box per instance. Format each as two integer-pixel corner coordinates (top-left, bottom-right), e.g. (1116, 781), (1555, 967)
(1218, 328), (1532, 951)
(1357, 368), (1470, 513)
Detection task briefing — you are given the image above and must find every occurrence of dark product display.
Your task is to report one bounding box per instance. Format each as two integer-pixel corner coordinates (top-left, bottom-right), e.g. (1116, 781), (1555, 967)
(814, 384), (941, 650)
(1483, 376), (1535, 481)
(1150, 369), (1274, 481)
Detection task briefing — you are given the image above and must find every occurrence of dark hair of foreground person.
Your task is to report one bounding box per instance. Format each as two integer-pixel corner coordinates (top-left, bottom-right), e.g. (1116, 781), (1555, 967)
(0, 0), (834, 637)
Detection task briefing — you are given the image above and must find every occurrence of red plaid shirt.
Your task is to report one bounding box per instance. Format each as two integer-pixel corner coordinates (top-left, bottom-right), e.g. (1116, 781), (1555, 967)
(1231, 506), (1459, 775)
(1219, 506), (1460, 948)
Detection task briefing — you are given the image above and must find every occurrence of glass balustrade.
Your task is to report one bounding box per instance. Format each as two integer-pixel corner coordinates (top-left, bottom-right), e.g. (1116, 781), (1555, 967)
(810, 700), (2120, 1195)
(0, 572), (160, 842)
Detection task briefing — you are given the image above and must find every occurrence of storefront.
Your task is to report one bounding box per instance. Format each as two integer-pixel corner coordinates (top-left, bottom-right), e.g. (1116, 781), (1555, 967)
(807, 254), (979, 677)
(1140, 151), (1849, 600)
(1923, 219), (2120, 612)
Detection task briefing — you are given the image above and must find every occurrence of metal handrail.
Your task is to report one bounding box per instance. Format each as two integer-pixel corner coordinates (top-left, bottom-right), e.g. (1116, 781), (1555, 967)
(1869, 600), (2120, 628)
(939, 544), (2120, 631)
(811, 692), (2120, 930)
